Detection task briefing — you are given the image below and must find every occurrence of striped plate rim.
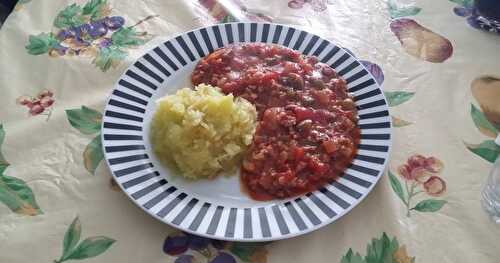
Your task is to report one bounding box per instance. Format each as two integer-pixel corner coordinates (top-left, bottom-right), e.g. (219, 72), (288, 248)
(101, 22), (392, 241)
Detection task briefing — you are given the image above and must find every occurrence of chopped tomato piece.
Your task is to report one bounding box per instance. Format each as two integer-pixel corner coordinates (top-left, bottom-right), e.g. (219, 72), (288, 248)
(308, 157), (328, 175)
(293, 146), (305, 160)
(261, 71), (279, 85)
(293, 106), (315, 122)
(312, 89), (333, 105)
(322, 140), (339, 154)
(221, 82), (238, 93)
(262, 107), (283, 130)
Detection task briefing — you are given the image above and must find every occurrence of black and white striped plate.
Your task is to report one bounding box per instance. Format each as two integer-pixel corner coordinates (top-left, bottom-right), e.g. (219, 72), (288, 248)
(102, 22), (392, 241)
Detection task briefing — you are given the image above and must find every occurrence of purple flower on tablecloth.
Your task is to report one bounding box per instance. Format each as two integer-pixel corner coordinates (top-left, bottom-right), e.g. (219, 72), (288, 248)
(339, 48), (385, 86)
(25, 0), (157, 72)
(340, 233), (415, 263)
(16, 89), (55, 121)
(288, 0), (333, 12)
(175, 255), (196, 263)
(464, 75), (500, 163)
(389, 154), (447, 217)
(163, 231), (268, 263)
(454, 6), (474, 17)
(360, 60), (384, 86)
(210, 252), (237, 263)
(164, 234), (191, 255)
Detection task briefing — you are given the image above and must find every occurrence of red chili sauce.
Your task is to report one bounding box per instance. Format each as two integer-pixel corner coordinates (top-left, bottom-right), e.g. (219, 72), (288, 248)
(192, 43), (360, 201)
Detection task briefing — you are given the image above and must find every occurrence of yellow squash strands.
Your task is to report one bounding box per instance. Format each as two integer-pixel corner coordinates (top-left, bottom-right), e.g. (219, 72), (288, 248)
(151, 84), (257, 179)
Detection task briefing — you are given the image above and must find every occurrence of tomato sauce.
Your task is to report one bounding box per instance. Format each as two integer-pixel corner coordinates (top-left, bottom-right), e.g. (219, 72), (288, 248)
(192, 43), (360, 200)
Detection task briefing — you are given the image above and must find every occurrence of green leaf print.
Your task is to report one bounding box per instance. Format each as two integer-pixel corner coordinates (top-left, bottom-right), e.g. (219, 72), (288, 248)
(62, 217), (82, 260)
(390, 6), (421, 19)
(82, 0), (107, 19)
(111, 27), (147, 48)
(0, 124), (42, 216)
(25, 33), (59, 55)
(93, 46), (127, 72)
(0, 124), (9, 174)
(56, 217), (115, 263)
(465, 140), (500, 163)
(471, 104), (498, 138)
(384, 91), (415, 107)
(83, 134), (104, 175)
(221, 14), (237, 23)
(66, 106), (102, 135)
(388, 171), (406, 205)
(0, 164), (6, 175)
(365, 233), (399, 263)
(385, 91), (414, 127)
(65, 237), (116, 260)
(341, 233), (415, 263)
(412, 199), (447, 212)
(53, 3), (86, 29)
(341, 249), (366, 263)
(0, 174), (43, 216)
(66, 106), (104, 175)
(388, 0), (421, 19)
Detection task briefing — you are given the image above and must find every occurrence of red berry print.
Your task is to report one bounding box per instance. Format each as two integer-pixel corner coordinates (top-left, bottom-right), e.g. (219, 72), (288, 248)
(16, 89), (55, 121)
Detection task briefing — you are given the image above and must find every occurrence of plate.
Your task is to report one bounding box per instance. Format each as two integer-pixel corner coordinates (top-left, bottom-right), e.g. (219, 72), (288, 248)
(101, 22), (392, 241)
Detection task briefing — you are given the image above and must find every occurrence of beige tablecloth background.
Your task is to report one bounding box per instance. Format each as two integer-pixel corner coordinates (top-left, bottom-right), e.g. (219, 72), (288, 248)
(1, 0), (500, 262)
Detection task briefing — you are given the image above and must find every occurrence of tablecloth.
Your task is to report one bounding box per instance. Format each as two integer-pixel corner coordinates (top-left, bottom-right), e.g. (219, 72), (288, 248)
(1, 0), (500, 262)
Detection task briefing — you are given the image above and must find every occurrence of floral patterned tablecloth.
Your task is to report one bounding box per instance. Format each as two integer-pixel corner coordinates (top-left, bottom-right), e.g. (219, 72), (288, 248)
(1, 0), (500, 262)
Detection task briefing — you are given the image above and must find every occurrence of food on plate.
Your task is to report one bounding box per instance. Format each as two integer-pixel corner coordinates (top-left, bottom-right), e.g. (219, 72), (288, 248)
(192, 43), (360, 200)
(150, 84), (257, 179)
